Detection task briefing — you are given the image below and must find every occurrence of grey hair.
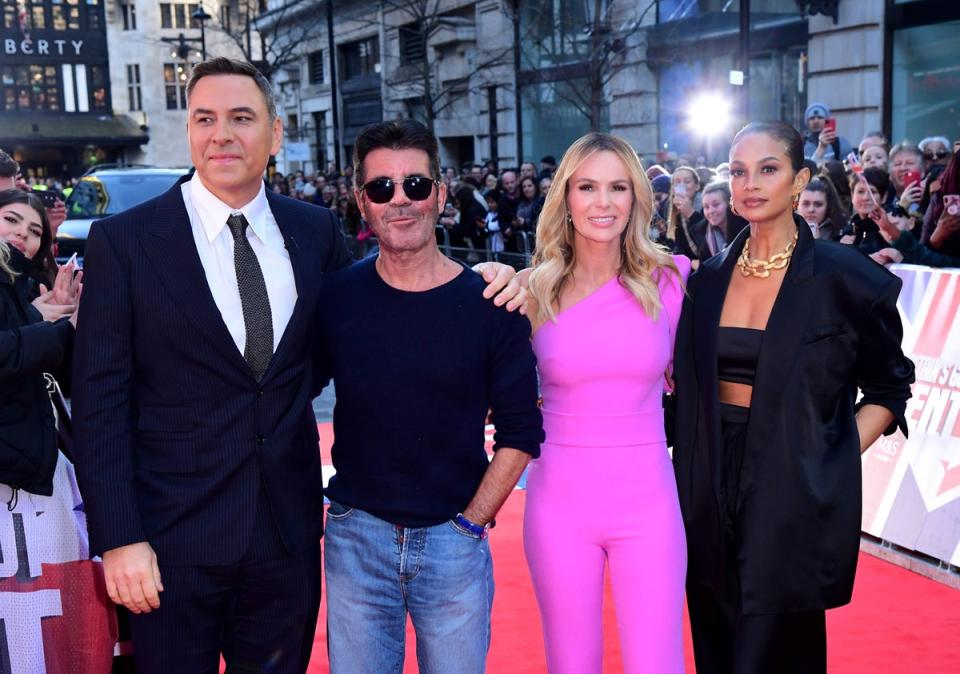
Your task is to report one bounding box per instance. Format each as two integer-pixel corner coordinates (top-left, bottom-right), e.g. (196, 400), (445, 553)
(919, 136), (951, 152)
(186, 57), (278, 121)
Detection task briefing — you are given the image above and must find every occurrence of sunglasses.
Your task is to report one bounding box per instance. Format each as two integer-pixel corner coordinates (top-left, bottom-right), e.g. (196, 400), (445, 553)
(924, 150), (949, 160)
(360, 176), (440, 204)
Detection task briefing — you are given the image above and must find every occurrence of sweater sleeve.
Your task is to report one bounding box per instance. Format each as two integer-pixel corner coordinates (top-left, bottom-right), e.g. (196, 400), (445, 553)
(487, 311), (544, 458)
(891, 230), (960, 267)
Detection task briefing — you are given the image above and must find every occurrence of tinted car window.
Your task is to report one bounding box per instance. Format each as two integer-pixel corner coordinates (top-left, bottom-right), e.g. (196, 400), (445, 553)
(66, 173), (182, 218)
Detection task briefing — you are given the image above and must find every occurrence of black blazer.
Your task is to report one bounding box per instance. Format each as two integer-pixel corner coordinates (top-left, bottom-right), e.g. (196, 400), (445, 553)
(0, 248), (73, 495)
(71, 176), (351, 564)
(672, 214), (914, 614)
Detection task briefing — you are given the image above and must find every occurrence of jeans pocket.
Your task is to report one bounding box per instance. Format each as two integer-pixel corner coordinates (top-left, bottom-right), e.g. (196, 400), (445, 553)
(448, 519), (482, 540)
(326, 500), (355, 521)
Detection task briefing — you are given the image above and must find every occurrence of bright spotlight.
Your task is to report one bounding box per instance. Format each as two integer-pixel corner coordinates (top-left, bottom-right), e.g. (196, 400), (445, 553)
(687, 93), (732, 138)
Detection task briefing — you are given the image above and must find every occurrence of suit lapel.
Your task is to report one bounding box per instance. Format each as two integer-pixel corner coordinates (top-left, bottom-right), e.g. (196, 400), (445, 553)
(692, 226), (746, 506)
(139, 177), (253, 375)
(748, 215), (816, 420)
(262, 191), (323, 378)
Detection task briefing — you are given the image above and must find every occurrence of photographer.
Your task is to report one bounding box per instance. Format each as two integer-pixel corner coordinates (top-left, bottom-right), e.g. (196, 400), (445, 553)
(803, 103), (853, 164)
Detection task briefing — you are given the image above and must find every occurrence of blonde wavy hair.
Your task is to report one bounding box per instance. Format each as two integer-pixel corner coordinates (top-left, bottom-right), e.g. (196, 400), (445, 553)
(0, 239), (15, 283)
(529, 132), (680, 325)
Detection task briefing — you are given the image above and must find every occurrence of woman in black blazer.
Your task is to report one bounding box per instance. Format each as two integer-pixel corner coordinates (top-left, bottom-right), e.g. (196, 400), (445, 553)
(672, 123), (915, 674)
(0, 190), (78, 499)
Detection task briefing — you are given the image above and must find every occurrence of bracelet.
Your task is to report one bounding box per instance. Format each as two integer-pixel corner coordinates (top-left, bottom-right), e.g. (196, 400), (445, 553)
(455, 513), (489, 539)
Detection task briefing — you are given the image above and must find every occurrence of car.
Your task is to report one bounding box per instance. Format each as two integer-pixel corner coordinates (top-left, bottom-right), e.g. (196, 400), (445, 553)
(56, 166), (189, 264)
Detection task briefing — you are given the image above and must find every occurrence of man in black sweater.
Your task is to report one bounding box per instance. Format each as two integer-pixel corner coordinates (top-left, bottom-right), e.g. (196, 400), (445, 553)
(316, 120), (543, 674)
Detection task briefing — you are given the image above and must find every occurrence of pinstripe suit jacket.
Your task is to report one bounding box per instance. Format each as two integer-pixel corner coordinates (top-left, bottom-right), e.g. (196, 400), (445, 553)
(72, 175), (351, 564)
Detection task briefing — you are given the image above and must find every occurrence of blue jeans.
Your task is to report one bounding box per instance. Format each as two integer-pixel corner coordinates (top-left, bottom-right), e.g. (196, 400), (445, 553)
(324, 501), (494, 674)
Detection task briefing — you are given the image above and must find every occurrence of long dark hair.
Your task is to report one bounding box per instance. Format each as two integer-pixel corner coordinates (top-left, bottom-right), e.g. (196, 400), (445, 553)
(0, 189), (55, 278)
(803, 177), (848, 237)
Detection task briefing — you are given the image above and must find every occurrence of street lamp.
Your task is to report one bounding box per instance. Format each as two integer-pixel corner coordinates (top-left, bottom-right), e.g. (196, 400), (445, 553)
(192, 4), (212, 60)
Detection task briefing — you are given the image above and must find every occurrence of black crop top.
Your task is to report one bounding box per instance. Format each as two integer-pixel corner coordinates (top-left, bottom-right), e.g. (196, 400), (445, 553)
(718, 327), (764, 386)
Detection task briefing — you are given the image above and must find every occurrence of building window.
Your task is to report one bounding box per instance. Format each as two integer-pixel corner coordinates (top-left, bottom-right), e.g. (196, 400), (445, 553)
(86, 0), (101, 30)
(163, 62), (191, 110)
(160, 2), (199, 30)
(891, 20), (960, 144)
(399, 24), (426, 65)
(308, 50), (324, 85)
(121, 2), (137, 30)
(50, 0), (81, 31)
(89, 63), (108, 110)
(340, 37), (380, 81)
(127, 64), (142, 111)
(2, 64), (60, 112)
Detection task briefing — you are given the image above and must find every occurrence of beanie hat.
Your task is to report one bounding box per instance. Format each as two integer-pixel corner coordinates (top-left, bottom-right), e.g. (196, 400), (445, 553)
(652, 175), (672, 194)
(805, 102), (830, 121)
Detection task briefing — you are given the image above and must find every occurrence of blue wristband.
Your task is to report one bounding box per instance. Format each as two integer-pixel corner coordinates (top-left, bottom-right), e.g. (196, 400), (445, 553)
(455, 513), (488, 539)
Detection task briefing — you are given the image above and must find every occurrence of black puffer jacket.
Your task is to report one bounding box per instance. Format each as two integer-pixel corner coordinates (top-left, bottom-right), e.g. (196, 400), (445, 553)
(0, 247), (73, 496)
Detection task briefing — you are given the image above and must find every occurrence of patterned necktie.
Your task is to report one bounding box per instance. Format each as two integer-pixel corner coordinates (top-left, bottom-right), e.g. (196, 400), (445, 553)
(226, 213), (273, 380)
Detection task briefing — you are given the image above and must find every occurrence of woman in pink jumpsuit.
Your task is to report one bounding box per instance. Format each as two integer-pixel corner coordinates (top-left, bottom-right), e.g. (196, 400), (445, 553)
(525, 133), (690, 674)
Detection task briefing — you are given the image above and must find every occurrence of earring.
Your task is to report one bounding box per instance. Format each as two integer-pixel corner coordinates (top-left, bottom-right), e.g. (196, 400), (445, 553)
(729, 198), (740, 217)
(792, 193), (800, 211)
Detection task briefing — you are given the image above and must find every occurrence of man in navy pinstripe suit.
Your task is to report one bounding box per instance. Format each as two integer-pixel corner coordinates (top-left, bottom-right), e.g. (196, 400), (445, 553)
(71, 58), (341, 674)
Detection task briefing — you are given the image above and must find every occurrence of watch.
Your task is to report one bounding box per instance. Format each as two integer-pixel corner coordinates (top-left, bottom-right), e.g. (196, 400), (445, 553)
(455, 513), (490, 540)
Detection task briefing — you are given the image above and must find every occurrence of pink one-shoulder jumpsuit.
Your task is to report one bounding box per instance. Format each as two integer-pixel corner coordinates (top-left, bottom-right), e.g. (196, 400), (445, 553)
(524, 256), (690, 674)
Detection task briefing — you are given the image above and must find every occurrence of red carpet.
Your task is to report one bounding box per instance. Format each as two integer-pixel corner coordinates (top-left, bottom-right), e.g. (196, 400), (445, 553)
(296, 490), (960, 673)
(220, 425), (959, 673)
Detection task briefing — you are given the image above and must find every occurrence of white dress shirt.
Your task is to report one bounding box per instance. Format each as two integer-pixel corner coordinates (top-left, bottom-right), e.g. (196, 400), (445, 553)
(181, 176), (297, 355)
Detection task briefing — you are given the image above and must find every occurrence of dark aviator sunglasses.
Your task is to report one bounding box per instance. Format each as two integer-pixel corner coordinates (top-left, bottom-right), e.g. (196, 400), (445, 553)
(924, 150), (949, 160)
(360, 175), (440, 204)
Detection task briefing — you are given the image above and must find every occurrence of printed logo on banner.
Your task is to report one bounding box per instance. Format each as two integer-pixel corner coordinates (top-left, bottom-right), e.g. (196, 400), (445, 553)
(0, 457), (117, 673)
(862, 267), (960, 568)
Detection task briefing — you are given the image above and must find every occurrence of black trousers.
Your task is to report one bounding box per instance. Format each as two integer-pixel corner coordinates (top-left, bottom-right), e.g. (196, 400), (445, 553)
(129, 486), (321, 674)
(687, 404), (827, 674)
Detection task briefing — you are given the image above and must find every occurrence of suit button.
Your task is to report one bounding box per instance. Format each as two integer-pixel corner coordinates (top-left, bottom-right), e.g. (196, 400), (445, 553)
(257, 389), (264, 397)
(256, 435), (265, 446)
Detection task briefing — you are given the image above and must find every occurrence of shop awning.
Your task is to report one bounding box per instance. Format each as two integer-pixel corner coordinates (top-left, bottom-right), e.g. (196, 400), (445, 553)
(0, 113), (149, 147)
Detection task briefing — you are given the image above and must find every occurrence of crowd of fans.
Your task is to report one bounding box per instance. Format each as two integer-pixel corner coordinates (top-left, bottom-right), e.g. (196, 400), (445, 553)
(273, 101), (958, 270)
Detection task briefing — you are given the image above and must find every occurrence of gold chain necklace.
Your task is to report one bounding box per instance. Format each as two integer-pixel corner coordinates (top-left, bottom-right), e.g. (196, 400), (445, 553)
(737, 230), (798, 278)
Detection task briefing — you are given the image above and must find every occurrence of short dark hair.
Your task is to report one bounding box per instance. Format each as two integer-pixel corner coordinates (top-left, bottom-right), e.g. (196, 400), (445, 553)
(732, 121), (805, 174)
(186, 57), (277, 121)
(0, 149), (18, 179)
(851, 166), (890, 196)
(353, 119), (440, 186)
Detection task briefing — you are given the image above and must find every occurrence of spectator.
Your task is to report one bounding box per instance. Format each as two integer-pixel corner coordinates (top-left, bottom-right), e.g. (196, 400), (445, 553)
(715, 162), (731, 181)
(859, 131), (887, 155)
(919, 150), (960, 257)
(889, 141), (925, 213)
(320, 184), (337, 208)
(700, 181), (748, 256)
(513, 175), (543, 243)
(799, 177), (847, 241)
(483, 188), (504, 256)
(874, 208), (960, 268)
(470, 164), (483, 182)
(840, 167), (890, 255)
(0, 149), (18, 190)
(919, 136), (952, 170)
(538, 155), (557, 180)
(822, 159), (853, 214)
(453, 184), (487, 250)
(483, 159), (498, 178)
(498, 169), (521, 228)
(861, 143), (889, 171)
(667, 166), (707, 263)
(651, 174), (672, 225)
(483, 172), (498, 194)
(803, 102), (853, 164)
(538, 176), (552, 198)
(520, 161), (537, 180)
